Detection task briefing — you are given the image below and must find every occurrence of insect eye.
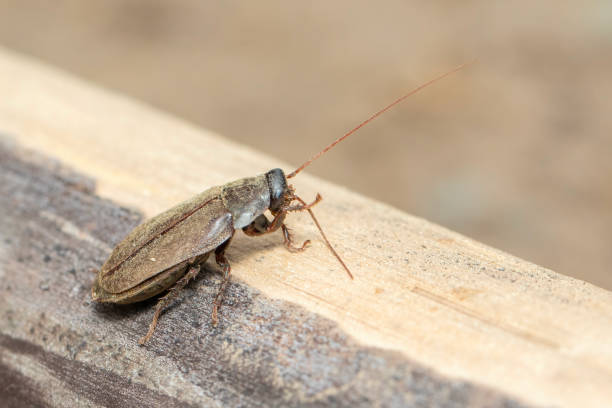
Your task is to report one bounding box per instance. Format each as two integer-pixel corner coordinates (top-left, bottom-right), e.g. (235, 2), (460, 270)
(265, 168), (288, 212)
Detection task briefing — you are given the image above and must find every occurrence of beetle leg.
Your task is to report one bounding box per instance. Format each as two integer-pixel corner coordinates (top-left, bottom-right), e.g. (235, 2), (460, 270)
(242, 214), (270, 236)
(242, 211), (286, 236)
(243, 214), (310, 253)
(212, 237), (233, 326)
(281, 224), (310, 252)
(138, 264), (201, 345)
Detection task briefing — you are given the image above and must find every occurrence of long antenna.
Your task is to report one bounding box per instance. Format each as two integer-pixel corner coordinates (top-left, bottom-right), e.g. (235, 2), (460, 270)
(287, 62), (469, 179)
(294, 195), (354, 279)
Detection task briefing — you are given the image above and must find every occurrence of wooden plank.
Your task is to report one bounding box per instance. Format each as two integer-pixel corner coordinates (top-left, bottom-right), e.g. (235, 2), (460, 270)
(0, 136), (525, 408)
(0, 47), (611, 407)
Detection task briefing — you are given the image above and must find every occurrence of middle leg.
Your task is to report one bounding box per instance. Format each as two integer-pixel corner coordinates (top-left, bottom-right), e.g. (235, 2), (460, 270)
(138, 263), (201, 345)
(211, 235), (233, 326)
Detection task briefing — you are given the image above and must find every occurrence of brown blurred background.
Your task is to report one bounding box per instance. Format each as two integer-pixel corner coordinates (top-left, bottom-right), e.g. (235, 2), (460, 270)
(0, 1), (610, 289)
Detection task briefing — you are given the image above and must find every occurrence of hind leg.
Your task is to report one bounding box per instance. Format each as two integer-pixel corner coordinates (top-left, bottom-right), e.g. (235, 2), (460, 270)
(138, 264), (201, 345)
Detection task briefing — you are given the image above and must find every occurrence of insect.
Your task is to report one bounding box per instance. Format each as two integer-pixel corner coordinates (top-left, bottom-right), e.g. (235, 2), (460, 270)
(91, 64), (467, 344)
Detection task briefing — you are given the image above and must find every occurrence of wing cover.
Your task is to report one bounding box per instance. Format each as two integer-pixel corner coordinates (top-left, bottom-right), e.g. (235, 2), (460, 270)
(100, 186), (233, 293)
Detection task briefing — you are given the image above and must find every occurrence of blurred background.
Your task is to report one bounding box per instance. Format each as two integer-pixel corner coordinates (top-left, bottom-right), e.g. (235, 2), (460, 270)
(0, 1), (610, 289)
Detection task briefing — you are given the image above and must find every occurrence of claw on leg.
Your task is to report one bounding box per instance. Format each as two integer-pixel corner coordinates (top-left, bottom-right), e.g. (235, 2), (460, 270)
(282, 224), (310, 253)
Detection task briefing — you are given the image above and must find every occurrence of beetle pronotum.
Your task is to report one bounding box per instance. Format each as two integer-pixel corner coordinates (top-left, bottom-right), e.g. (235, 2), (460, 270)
(91, 64), (467, 344)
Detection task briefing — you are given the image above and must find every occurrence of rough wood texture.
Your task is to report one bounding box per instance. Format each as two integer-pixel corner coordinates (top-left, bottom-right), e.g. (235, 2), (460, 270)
(0, 143), (525, 407)
(0, 47), (611, 407)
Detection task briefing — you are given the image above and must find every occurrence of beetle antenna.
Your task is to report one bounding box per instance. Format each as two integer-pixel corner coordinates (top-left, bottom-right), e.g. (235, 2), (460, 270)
(294, 195), (354, 279)
(287, 62), (469, 179)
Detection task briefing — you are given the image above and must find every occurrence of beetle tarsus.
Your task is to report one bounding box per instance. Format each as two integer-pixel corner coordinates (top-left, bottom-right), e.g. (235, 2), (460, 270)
(138, 264), (201, 345)
(282, 224), (310, 252)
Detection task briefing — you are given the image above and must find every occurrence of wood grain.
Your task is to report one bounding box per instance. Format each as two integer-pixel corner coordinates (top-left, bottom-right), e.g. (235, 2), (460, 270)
(0, 140), (524, 407)
(0, 47), (611, 407)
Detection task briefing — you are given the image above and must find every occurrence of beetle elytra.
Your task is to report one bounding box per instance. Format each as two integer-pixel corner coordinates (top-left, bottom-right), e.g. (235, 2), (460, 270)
(91, 64), (467, 344)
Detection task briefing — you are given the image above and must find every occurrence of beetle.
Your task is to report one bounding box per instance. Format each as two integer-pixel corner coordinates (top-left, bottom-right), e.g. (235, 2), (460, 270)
(91, 64), (466, 344)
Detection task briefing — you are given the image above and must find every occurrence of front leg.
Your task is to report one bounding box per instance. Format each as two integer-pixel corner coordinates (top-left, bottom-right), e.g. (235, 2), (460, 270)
(242, 212), (285, 236)
(243, 214), (310, 252)
(282, 224), (310, 253)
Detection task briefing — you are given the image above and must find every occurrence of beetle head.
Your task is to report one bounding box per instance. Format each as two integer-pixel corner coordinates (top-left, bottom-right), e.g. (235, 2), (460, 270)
(266, 168), (288, 213)
(265, 168), (353, 279)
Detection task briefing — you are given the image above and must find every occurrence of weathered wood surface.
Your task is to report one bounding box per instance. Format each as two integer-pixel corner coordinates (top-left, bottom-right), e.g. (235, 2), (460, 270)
(0, 47), (611, 407)
(1, 142), (525, 407)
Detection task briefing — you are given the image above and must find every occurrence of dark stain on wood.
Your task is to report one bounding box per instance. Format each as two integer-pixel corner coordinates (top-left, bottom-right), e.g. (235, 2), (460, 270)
(0, 138), (532, 407)
(0, 334), (194, 408)
(0, 360), (50, 408)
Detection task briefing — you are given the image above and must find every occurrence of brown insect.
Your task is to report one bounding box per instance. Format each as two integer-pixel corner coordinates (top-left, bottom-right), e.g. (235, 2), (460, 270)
(91, 64), (467, 344)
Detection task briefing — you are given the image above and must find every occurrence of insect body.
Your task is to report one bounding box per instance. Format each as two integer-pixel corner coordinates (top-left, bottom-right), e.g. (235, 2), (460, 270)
(92, 64), (467, 344)
(92, 169), (328, 344)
